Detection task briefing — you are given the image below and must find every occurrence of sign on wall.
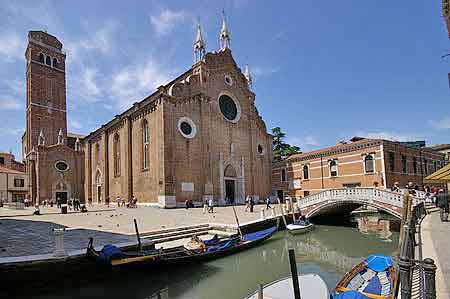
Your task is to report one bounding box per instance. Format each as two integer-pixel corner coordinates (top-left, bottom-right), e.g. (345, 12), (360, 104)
(181, 182), (194, 192)
(292, 179), (302, 189)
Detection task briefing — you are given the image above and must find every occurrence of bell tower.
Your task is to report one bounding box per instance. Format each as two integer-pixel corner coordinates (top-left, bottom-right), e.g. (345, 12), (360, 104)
(24, 31), (67, 155)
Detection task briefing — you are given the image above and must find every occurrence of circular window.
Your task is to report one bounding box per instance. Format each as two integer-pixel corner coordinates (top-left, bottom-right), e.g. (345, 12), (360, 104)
(224, 74), (233, 86)
(55, 161), (69, 172)
(177, 117), (197, 139)
(257, 144), (264, 155)
(219, 94), (240, 123)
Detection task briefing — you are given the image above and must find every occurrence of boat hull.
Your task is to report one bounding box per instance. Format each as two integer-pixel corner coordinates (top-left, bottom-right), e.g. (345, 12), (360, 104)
(245, 274), (329, 299)
(286, 223), (314, 234)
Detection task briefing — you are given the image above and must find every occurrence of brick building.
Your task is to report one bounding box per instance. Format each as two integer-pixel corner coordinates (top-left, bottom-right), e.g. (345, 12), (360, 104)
(0, 152), (27, 202)
(82, 20), (273, 207)
(272, 137), (447, 199)
(22, 31), (84, 205)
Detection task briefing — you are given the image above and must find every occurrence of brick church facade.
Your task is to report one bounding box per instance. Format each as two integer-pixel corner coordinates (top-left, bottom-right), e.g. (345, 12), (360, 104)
(22, 19), (273, 207)
(83, 21), (273, 207)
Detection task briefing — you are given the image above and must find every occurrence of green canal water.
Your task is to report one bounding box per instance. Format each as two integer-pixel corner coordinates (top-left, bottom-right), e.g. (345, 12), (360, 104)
(33, 214), (399, 299)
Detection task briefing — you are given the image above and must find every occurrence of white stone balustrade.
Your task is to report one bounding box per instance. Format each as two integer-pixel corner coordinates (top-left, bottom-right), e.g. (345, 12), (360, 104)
(298, 187), (422, 210)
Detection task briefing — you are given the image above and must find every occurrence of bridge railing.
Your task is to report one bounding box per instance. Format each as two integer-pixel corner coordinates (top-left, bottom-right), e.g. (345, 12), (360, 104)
(298, 187), (422, 210)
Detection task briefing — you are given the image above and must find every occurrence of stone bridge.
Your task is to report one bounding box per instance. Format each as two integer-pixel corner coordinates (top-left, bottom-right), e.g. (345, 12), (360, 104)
(298, 187), (424, 219)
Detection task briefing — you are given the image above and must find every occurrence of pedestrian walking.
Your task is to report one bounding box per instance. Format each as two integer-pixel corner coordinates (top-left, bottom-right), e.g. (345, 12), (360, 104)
(436, 189), (449, 222)
(245, 195), (251, 212)
(249, 196), (254, 213)
(105, 197), (110, 208)
(88, 197), (93, 207)
(265, 197), (272, 210)
(208, 198), (214, 213)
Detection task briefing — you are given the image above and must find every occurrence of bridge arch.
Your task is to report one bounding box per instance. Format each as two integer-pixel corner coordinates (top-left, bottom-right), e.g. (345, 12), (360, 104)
(306, 199), (402, 220)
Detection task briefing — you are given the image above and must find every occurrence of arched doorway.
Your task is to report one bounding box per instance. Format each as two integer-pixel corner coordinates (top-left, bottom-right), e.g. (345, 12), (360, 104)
(54, 180), (70, 205)
(224, 164), (237, 204)
(95, 170), (102, 203)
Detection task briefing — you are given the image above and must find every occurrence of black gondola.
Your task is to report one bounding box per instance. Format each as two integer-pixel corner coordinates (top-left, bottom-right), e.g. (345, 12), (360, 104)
(86, 226), (277, 267)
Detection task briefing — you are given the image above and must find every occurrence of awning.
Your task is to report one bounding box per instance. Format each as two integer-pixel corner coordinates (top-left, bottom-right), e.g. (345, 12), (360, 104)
(424, 163), (450, 183)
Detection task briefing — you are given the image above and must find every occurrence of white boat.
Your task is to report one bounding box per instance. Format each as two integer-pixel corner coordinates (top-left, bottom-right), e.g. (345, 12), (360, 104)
(244, 273), (329, 299)
(286, 222), (315, 234)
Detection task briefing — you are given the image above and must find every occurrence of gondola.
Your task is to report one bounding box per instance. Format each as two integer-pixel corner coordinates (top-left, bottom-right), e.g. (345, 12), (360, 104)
(86, 226), (277, 267)
(331, 254), (398, 299)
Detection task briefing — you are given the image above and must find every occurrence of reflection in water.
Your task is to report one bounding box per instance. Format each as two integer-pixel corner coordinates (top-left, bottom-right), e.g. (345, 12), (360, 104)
(351, 213), (400, 241)
(23, 214), (398, 299)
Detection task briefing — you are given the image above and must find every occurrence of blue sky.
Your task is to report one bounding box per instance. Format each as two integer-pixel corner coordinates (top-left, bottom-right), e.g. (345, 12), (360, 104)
(0, 0), (449, 159)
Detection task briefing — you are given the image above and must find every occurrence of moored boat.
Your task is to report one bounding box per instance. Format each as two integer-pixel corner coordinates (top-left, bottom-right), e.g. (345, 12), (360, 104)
(332, 254), (398, 299)
(244, 274), (329, 299)
(286, 217), (314, 235)
(86, 226), (277, 267)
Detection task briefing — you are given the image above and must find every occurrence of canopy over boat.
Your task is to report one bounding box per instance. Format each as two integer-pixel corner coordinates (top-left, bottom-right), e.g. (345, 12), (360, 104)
(242, 226), (277, 242)
(366, 254), (393, 272)
(333, 290), (372, 299)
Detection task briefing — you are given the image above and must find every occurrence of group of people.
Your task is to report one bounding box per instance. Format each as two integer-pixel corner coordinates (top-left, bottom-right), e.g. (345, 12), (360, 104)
(86, 196), (138, 208)
(244, 195), (256, 212)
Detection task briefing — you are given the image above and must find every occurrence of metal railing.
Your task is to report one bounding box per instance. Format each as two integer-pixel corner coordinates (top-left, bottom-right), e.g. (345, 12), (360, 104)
(397, 201), (437, 299)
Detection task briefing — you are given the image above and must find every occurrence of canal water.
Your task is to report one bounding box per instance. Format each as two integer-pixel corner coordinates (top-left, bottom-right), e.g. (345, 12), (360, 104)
(28, 213), (399, 299)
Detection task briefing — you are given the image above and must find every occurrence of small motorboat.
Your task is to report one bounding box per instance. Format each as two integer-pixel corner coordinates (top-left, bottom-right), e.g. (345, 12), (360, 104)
(244, 274), (329, 299)
(286, 217), (314, 235)
(332, 254), (398, 299)
(86, 226), (277, 267)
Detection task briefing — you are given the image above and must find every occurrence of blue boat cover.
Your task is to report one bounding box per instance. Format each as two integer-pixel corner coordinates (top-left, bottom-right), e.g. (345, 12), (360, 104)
(333, 290), (371, 299)
(241, 226), (277, 242)
(363, 275), (381, 295)
(98, 244), (123, 264)
(207, 239), (236, 252)
(204, 234), (220, 246)
(366, 254), (394, 272)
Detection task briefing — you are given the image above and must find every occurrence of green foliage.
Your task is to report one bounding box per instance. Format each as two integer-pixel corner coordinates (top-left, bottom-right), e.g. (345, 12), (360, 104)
(271, 127), (301, 161)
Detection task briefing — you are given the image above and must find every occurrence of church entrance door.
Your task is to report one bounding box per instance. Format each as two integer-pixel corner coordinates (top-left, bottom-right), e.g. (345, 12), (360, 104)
(97, 186), (102, 203)
(55, 192), (68, 204)
(225, 179), (236, 204)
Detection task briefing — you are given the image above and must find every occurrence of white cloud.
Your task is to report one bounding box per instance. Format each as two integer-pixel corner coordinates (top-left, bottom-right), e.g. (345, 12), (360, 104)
(252, 65), (279, 78)
(430, 117), (450, 130)
(355, 131), (423, 142)
(0, 32), (24, 61)
(69, 119), (82, 130)
(150, 9), (190, 35)
(0, 97), (22, 110)
(110, 58), (174, 109)
(81, 67), (101, 97)
(285, 135), (320, 151)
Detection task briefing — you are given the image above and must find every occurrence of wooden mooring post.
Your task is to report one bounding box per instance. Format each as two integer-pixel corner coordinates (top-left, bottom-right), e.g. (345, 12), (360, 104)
(288, 248), (301, 299)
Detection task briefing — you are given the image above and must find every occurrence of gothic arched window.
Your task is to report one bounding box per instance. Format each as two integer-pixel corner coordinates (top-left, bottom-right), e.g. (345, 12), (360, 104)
(142, 120), (149, 169)
(330, 160), (338, 177)
(364, 155), (374, 173)
(39, 53), (45, 63)
(413, 157), (417, 174)
(303, 165), (309, 180)
(52, 58), (58, 68)
(113, 134), (121, 177)
(45, 55), (51, 66)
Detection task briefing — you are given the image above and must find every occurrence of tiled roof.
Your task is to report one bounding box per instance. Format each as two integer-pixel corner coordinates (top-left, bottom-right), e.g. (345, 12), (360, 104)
(0, 165), (25, 175)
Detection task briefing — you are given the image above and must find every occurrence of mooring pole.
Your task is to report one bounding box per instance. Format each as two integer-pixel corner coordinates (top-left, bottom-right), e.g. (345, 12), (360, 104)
(288, 248), (301, 299)
(257, 283), (264, 299)
(276, 197), (288, 228)
(231, 205), (243, 237)
(423, 258), (437, 299)
(134, 218), (142, 252)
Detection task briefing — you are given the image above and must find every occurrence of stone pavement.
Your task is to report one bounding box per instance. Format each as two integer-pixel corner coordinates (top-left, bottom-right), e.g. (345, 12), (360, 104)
(0, 204), (269, 258)
(421, 211), (450, 299)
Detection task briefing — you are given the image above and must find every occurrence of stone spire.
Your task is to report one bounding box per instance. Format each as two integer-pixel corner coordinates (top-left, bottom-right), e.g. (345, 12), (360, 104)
(75, 138), (81, 152)
(194, 23), (206, 63)
(244, 64), (253, 89)
(38, 129), (45, 146)
(219, 11), (231, 50)
(57, 128), (64, 145)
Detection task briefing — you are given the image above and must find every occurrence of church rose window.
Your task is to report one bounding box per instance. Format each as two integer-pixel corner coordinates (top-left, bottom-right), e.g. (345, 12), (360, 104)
(55, 161), (69, 172)
(219, 94), (239, 122)
(177, 117), (197, 139)
(180, 122), (192, 135)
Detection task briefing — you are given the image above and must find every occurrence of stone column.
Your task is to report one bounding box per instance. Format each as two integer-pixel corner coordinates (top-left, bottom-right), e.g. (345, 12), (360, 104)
(219, 152), (224, 202)
(240, 156), (245, 203)
(126, 117), (133, 200)
(87, 142), (92, 200)
(103, 131), (109, 201)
